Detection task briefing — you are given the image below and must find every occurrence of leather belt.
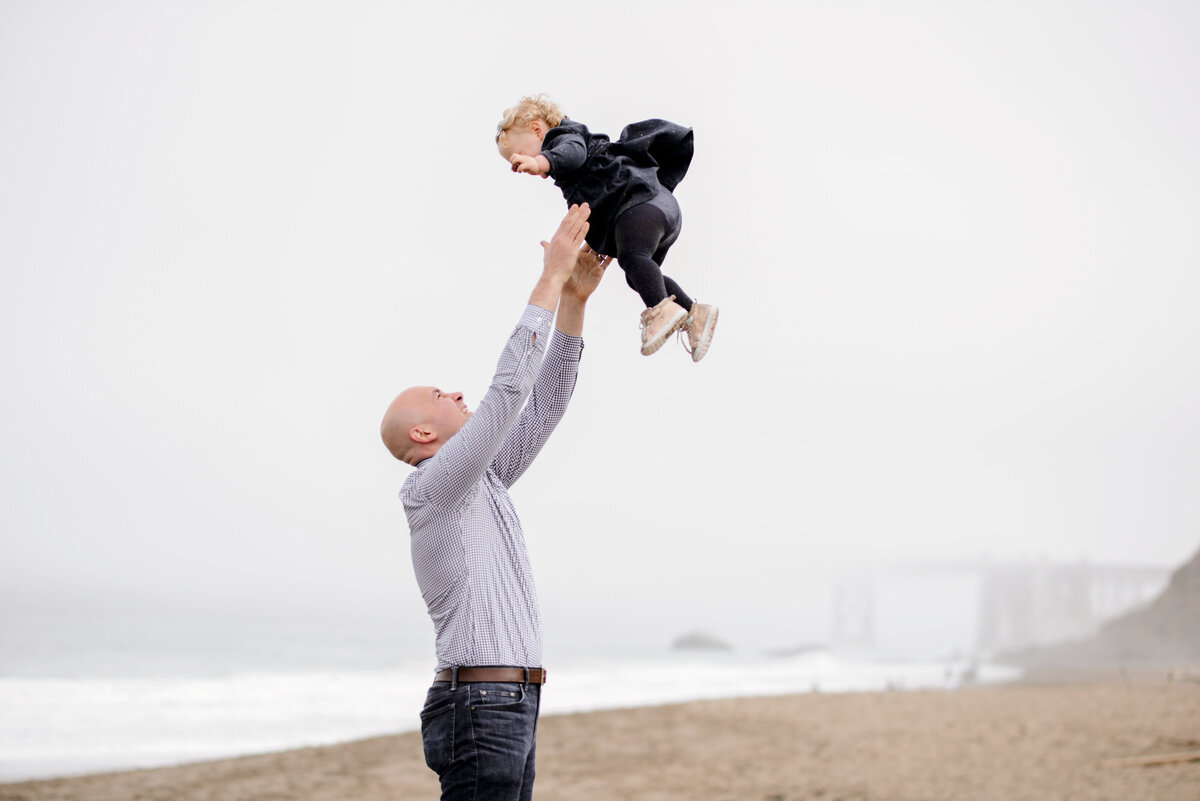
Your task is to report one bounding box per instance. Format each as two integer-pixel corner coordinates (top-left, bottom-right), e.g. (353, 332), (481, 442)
(434, 667), (548, 685)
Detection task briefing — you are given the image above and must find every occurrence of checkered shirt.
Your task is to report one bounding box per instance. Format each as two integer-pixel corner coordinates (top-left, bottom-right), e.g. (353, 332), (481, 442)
(400, 305), (583, 673)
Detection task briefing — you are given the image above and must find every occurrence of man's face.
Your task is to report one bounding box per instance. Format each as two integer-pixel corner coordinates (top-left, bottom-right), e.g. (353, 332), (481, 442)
(421, 386), (472, 441)
(381, 386), (475, 463)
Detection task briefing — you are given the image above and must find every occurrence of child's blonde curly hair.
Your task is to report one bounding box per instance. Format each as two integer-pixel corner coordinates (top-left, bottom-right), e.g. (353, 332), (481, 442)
(495, 94), (565, 143)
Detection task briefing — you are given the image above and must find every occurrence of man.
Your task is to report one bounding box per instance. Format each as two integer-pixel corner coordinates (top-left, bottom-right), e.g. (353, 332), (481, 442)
(380, 203), (609, 800)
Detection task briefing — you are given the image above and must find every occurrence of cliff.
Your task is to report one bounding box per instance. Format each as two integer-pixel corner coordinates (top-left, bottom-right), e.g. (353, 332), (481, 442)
(1011, 545), (1200, 667)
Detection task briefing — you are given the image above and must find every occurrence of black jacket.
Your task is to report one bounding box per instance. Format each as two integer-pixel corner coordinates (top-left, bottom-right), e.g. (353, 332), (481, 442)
(540, 118), (694, 255)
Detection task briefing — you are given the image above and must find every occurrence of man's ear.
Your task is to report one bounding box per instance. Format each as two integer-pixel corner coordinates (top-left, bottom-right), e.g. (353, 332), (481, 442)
(410, 425), (437, 444)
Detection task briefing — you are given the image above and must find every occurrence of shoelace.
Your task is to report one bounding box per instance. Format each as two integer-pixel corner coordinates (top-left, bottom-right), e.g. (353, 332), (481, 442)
(639, 296), (679, 341)
(677, 313), (696, 354)
(638, 308), (654, 339)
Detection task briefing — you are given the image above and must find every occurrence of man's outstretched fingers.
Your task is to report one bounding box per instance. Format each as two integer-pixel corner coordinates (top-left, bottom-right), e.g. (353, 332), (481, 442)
(571, 205), (591, 244)
(554, 204), (590, 248)
(566, 202), (590, 231)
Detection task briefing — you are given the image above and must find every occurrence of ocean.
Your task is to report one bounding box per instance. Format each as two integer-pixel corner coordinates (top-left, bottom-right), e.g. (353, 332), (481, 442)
(0, 610), (1019, 783)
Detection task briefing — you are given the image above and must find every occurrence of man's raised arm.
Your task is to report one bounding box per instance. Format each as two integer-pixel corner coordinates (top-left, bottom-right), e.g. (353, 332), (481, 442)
(404, 205), (591, 507)
(490, 245), (611, 488)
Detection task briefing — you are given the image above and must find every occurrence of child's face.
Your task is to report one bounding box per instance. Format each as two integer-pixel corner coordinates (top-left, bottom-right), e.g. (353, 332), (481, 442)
(497, 121), (546, 162)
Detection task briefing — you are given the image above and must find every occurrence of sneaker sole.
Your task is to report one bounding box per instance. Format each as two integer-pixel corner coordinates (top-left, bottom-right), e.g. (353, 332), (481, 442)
(691, 306), (719, 362)
(641, 308), (688, 355)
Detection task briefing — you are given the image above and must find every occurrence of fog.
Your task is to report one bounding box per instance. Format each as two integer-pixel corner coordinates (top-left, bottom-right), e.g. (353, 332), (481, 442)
(2, 0), (1198, 660)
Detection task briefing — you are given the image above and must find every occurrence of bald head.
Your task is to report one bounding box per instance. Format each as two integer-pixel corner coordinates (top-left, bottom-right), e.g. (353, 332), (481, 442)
(380, 386), (473, 465)
(380, 388), (425, 464)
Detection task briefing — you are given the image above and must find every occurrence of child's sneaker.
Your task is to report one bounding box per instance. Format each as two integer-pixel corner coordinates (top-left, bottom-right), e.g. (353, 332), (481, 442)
(639, 296), (688, 355)
(681, 302), (719, 362)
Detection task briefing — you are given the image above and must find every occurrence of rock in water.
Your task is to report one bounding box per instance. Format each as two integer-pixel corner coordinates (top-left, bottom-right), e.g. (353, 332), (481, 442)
(671, 631), (733, 651)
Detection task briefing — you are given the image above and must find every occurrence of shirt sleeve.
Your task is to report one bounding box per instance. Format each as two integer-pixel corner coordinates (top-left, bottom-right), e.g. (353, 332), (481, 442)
(541, 127), (587, 176)
(490, 328), (584, 488)
(407, 305), (554, 507)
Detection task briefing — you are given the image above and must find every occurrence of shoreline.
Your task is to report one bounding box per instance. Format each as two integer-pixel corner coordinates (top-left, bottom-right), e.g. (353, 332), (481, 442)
(3, 673), (1198, 801)
(0, 653), (1020, 785)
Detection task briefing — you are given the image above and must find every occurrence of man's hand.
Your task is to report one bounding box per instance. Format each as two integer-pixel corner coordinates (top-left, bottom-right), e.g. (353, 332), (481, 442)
(555, 243), (609, 336)
(562, 245), (612, 303)
(540, 203), (590, 282)
(528, 204), (590, 312)
(510, 153), (551, 179)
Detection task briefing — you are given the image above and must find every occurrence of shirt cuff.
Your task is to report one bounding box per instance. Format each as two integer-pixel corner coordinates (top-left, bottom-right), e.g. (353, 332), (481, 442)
(518, 304), (554, 337)
(550, 329), (585, 361)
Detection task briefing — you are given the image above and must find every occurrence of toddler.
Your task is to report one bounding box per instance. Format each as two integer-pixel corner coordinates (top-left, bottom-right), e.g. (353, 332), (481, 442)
(496, 95), (718, 361)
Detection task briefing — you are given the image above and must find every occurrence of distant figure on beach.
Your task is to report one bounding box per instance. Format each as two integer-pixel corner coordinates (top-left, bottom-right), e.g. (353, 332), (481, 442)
(496, 94), (719, 361)
(380, 204), (608, 801)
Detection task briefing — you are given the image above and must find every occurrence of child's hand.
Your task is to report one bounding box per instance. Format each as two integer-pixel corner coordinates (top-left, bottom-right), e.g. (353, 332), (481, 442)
(510, 153), (551, 178)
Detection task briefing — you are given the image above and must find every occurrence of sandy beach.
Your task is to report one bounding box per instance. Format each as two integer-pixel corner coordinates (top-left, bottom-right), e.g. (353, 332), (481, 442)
(2, 674), (1198, 801)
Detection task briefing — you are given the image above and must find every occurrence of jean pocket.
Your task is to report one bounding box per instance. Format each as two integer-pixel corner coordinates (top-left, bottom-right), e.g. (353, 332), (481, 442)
(469, 682), (527, 711)
(420, 687), (456, 774)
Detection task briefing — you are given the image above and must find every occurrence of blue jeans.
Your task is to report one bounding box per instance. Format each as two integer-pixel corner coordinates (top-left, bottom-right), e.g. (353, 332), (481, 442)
(420, 680), (542, 801)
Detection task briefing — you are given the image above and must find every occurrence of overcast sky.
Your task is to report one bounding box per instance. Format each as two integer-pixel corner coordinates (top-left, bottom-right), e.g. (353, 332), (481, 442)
(2, 1), (1198, 653)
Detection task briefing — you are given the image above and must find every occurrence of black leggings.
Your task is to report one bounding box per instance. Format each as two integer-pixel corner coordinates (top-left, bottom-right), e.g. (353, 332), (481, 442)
(612, 196), (694, 311)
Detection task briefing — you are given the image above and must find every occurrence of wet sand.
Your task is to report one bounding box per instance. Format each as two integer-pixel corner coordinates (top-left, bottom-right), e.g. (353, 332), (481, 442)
(3, 676), (1198, 801)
